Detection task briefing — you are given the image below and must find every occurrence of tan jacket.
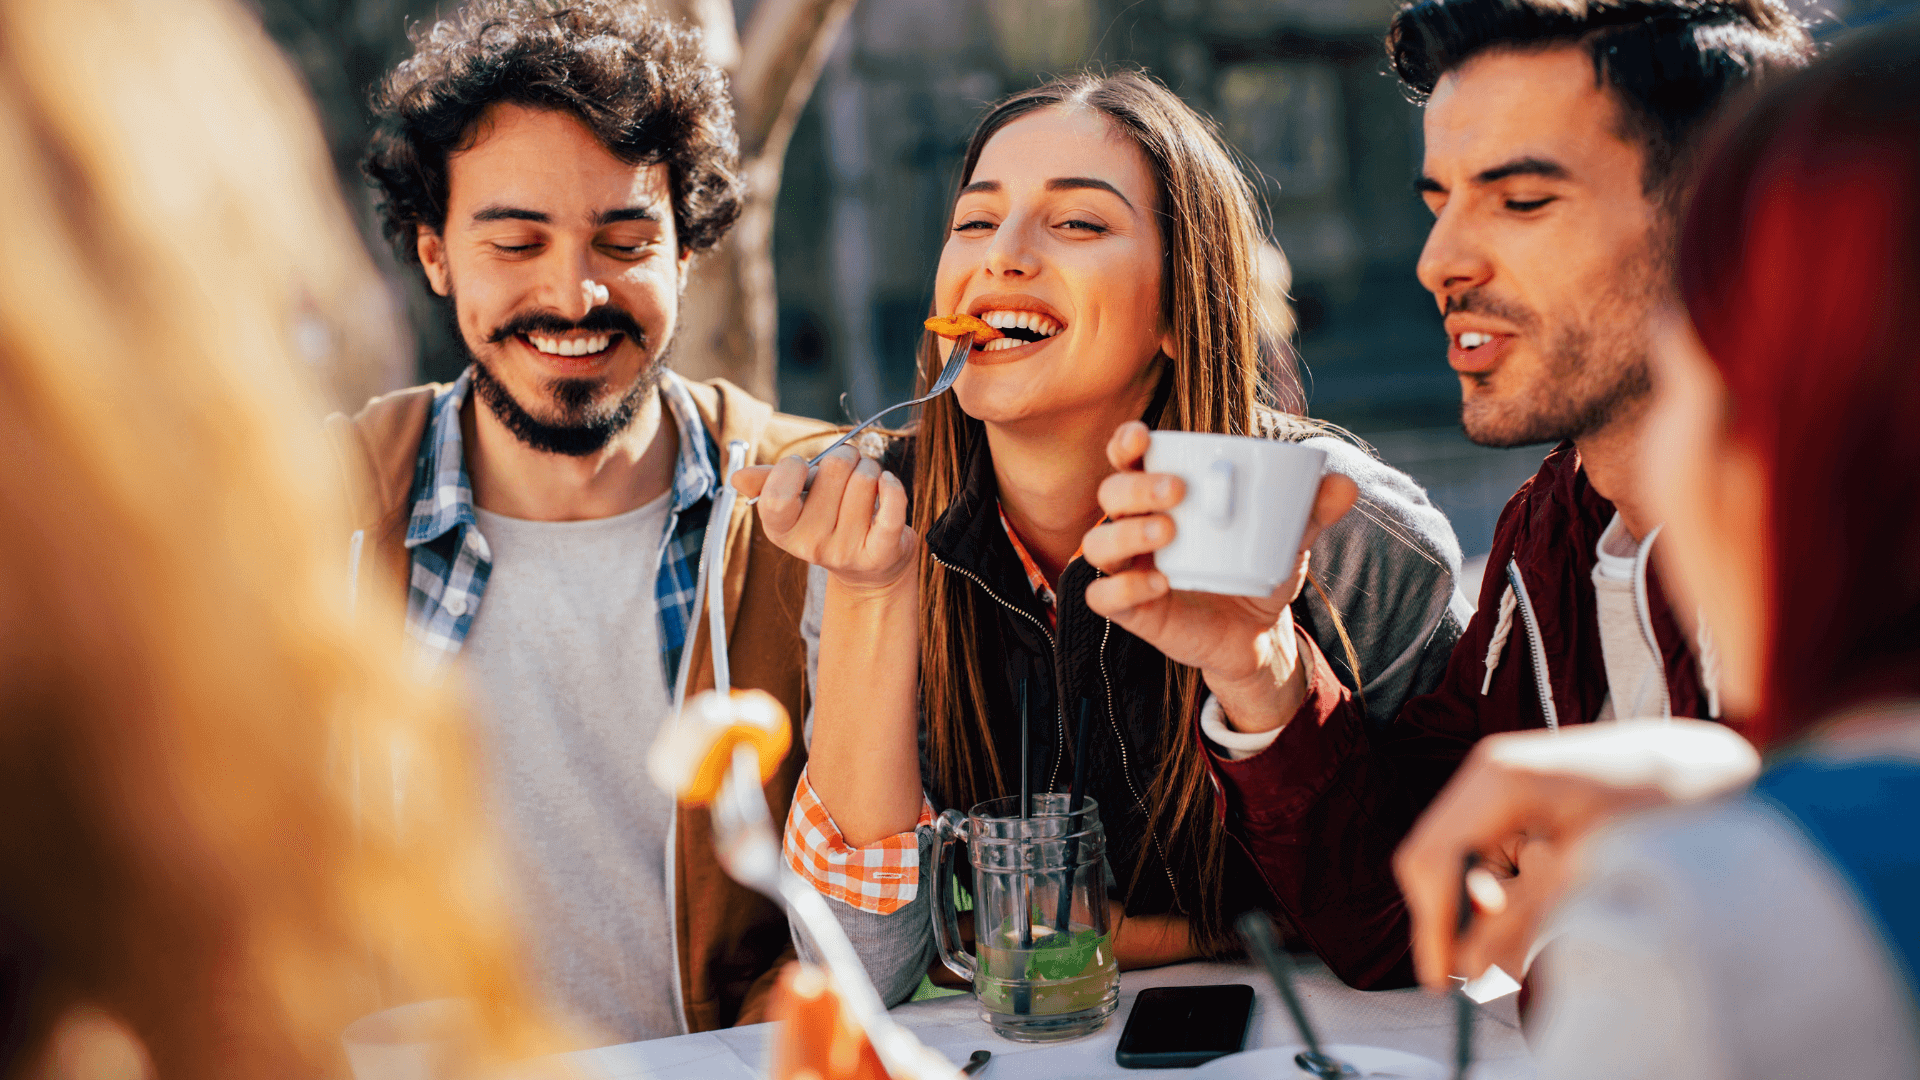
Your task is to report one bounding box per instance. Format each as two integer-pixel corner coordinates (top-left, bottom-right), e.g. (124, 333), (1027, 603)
(324, 376), (835, 1031)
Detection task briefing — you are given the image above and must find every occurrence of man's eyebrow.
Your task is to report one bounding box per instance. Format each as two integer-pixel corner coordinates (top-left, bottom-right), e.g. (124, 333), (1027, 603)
(469, 204), (548, 224)
(1415, 175), (1446, 195)
(1045, 177), (1133, 208)
(1473, 156), (1571, 184)
(597, 205), (661, 226)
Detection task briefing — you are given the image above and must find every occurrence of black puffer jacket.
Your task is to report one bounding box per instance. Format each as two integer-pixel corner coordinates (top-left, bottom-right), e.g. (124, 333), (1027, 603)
(909, 428), (1231, 922)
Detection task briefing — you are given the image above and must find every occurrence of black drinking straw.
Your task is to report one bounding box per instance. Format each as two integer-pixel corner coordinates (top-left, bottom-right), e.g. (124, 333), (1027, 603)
(1018, 679), (1031, 829)
(1054, 698), (1093, 933)
(1014, 680), (1032, 1015)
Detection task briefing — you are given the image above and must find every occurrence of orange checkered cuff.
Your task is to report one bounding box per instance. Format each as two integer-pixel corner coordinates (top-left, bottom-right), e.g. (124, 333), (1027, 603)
(783, 767), (935, 915)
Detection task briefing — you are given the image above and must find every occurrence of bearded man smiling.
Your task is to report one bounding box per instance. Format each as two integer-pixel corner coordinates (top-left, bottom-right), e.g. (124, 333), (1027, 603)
(329, 0), (833, 1044)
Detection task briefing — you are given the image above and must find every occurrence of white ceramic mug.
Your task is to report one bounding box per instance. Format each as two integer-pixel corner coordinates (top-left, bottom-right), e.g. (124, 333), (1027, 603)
(1142, 432), (1327, 598)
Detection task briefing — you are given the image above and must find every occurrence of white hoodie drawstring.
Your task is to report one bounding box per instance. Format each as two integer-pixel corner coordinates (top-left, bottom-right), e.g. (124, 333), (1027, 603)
(1481, 584), (1518, 695)
(1696, 606), (1723, 719)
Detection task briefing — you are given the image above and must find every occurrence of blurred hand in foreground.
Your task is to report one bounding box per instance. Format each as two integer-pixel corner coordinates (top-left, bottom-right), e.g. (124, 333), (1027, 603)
(1393, 719), (1761, 990)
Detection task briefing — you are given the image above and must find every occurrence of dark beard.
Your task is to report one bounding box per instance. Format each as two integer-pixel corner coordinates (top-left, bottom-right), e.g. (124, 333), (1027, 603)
(450, 296), (668, 457)
(1451, 243), (1660, 449)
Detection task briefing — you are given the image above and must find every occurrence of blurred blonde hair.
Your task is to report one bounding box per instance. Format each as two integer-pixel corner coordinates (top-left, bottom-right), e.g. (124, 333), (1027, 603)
(0, 0), (549, 1076)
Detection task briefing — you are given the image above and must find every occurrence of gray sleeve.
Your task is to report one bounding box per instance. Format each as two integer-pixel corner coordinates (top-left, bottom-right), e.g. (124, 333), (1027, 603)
(1298, 436), (1473, 726)
(789, 565), (940, 1007)
(1531, 800), (1920, 1080)
(790, 829), (941, 1008)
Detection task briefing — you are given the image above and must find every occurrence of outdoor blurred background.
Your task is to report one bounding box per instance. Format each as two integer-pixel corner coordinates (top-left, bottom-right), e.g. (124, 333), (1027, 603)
(259, 0), (1905, 580)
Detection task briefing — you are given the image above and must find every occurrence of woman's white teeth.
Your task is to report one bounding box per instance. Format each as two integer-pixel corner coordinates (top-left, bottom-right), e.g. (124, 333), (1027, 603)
(978, 337), (1023, 352)
(529, 334), (613, 356)
(979, 309), (1063, 338)
(1458, 332), (1493, 350)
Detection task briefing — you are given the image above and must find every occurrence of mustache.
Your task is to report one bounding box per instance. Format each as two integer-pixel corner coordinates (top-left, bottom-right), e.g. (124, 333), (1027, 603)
(1444, 290), (1538, 330)
(486, 306), (648, 347)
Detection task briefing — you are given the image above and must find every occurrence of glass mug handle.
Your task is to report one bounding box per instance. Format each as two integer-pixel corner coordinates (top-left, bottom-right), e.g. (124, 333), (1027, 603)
(930, 809), (977, 983)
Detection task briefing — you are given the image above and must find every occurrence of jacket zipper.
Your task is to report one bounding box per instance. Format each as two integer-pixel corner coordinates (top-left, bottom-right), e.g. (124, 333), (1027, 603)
(1095, 609), (1182, 902)
(931, 554), (1175, 898)
(928, 553), (1070, 795)
(1505, 559), (1561, 731)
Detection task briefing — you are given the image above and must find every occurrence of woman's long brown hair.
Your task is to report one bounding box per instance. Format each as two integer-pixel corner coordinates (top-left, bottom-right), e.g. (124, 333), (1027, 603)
(0, 0), (552, 1075)
(912, 71), (1320, 954)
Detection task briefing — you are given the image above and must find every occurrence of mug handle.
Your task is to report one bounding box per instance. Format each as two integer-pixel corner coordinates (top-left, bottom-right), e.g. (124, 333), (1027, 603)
(930, 809), (977, 982)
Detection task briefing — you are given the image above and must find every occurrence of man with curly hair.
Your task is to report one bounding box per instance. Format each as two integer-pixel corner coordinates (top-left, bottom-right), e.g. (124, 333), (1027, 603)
(327, 0), (833, 1042)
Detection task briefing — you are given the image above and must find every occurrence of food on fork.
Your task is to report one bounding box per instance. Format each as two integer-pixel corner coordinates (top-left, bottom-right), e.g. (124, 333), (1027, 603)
(647, 688), (792, 806)
(923, 313), (1005, 341)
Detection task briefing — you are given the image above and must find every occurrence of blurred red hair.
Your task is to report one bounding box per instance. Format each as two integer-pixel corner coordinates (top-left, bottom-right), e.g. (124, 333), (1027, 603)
(1678, 21), (1920, 747)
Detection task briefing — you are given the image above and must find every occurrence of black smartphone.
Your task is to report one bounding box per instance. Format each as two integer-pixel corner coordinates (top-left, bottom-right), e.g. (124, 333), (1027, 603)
(1114, 983), (1255, 1068)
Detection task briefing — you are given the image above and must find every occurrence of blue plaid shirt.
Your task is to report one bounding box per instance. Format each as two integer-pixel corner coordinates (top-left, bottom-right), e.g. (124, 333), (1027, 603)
(403, 368), (719, 688)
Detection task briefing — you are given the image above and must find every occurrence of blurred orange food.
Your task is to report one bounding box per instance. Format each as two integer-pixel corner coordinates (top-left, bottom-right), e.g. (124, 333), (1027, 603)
(923, 313), (1004, 341)
(766, 965), (893, 1080)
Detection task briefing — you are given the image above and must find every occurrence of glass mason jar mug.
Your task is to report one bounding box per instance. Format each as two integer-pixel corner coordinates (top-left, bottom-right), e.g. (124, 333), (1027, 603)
(931, 794), (1119, 1041)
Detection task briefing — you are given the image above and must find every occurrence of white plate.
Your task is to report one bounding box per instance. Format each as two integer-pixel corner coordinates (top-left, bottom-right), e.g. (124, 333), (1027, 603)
(1191, 1044), (1448, 1079)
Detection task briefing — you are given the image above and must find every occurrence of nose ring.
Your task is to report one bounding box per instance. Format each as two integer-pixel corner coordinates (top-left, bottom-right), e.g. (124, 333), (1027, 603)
(582, 279), (610, 308)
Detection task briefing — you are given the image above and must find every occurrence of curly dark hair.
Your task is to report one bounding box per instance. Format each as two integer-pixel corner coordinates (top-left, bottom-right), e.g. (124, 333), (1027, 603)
(363, 0), (742, 266)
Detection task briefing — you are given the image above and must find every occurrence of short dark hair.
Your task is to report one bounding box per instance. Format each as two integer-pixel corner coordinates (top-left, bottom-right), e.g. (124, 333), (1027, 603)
(1387, 0), (1813, 201)
(363, 0), (742, 265)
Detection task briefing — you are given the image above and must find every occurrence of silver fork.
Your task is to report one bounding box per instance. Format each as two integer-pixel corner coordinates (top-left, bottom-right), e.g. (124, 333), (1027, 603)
(745, 332), (973, 503)
(712, 746), (961, 1080)
(697, 440), (956, 1078)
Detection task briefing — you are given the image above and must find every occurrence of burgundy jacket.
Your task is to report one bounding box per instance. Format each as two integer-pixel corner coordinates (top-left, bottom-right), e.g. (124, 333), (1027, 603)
(1210, 442), (1714, 989)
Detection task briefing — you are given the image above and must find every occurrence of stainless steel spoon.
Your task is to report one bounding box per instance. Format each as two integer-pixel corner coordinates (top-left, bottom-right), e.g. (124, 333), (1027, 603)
(745, 332), (973, 504)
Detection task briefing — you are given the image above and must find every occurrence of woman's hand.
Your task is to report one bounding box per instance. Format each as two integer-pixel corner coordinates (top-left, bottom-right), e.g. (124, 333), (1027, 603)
(1393, 720), (1762, 990)
(1110, 912), (1202, 970)
(1081, 421), (1357, 734)
(736, 447), (926, 846)
(732, 446), (917, 594)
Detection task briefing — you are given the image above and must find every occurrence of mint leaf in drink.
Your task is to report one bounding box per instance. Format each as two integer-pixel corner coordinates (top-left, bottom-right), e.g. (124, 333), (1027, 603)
(1027, 929), (1105, 981)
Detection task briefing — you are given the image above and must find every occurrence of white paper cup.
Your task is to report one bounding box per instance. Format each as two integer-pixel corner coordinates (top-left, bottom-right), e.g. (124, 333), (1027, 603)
(341, 999), (478, 1080)
(1143, 432), (1327, 598)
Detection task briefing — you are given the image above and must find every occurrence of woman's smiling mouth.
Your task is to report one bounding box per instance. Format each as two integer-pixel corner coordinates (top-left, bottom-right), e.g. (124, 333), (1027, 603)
(974, 309), (1064, 355)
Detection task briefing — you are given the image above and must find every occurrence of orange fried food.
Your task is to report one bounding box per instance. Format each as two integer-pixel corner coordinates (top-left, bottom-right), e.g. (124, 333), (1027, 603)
(651, 689), (793, 807)
(923, 312), (1004, 341)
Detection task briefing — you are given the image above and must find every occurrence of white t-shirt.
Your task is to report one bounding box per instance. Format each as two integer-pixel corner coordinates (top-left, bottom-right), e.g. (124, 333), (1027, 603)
(1591, 513), (1670, 723)
(461, 493), (681, 1045)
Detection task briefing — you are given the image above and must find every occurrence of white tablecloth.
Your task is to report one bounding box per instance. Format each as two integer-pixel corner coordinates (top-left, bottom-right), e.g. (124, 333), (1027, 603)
(558, 959), (1535, 1079)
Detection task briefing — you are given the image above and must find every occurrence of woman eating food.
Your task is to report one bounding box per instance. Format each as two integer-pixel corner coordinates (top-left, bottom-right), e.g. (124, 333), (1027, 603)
(733, 70), (1468, 1000)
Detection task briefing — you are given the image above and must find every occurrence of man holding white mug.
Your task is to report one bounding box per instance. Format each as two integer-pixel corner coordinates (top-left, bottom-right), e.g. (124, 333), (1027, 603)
(1090, 0), (1811, 990)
